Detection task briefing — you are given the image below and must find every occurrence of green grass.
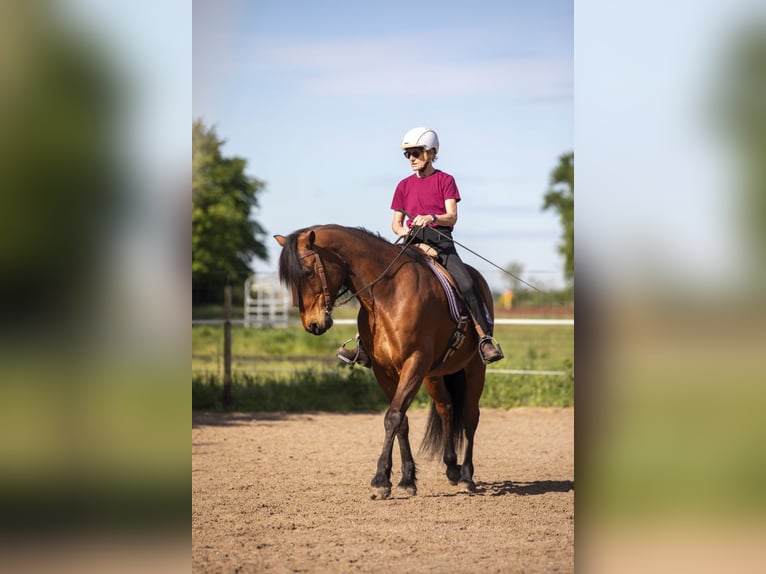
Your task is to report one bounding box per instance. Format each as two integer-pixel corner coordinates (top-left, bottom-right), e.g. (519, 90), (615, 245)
(192, 318), (573, 411)
(192, 369), (388, 412)
(192, 321), (573, 373)
(192, 368), (573, 412)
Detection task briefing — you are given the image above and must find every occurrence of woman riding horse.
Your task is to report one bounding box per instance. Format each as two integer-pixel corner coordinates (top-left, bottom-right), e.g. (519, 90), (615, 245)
(275, 224), (493, 498)
(337, 127), (504, 367)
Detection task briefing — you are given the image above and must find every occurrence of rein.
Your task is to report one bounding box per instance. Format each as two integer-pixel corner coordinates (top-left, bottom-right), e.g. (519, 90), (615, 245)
(333, 233), (417, 308)
(298, 216), (536, 313)
(399, 211), (547, 295)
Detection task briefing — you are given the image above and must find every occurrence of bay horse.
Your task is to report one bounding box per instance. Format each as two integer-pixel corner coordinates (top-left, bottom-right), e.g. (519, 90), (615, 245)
(274, 224), (492, 499)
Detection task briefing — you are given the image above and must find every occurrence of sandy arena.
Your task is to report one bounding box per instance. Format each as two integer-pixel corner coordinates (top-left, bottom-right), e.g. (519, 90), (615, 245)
(192, 407), (574, 573)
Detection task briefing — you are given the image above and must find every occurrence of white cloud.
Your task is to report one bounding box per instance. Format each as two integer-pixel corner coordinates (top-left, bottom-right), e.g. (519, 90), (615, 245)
(254, 36), (571, 99)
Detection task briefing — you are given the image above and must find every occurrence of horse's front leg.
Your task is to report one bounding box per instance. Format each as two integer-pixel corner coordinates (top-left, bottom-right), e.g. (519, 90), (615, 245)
(395, 414), (417, 496)
(370, 365), (424, 500)
(370, 407), (402, 500)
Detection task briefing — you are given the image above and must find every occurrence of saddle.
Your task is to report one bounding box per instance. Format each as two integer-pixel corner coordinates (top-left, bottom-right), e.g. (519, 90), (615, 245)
(411, 243), (492, 320)
(407, 244), (479, 368)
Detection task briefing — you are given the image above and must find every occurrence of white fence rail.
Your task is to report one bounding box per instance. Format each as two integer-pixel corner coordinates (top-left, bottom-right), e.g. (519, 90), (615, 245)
(192, 317), (573, 377)
(192, 318), (573, 326)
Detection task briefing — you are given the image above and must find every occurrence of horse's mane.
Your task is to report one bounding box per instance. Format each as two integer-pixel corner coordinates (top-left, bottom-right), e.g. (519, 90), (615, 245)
(277, 227), (310, 291)
(344, 226), (392, 247)
(278, 224), (425, 290)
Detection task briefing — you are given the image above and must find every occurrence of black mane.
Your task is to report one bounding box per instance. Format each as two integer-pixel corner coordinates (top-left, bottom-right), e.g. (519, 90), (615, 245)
(277, 226), (311, 291)
(278, 224), (408, 290)
(346, 226), (391, 246)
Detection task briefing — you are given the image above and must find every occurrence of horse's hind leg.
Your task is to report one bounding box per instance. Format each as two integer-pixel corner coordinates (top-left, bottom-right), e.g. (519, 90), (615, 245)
(458, 362), (486, 492)
(396, 414), (417, 496)
(458, 408), (479, 491)
(423, 377), (460, 485)
(438, 402), (461, 485)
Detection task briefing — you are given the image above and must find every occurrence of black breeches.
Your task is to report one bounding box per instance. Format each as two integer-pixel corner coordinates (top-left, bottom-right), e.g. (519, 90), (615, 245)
(411, 227), (493, 336)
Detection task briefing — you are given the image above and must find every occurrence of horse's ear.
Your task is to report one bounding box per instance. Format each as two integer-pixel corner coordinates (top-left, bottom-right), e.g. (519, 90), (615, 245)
(274, 234), (286, 246)
(307, 230), (315, 248)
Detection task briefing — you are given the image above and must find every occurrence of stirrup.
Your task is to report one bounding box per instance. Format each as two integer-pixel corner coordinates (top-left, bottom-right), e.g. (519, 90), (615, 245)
(337, 338), (361, 364)
(479, 336), (504, 364)
(337, 338), (371, 367)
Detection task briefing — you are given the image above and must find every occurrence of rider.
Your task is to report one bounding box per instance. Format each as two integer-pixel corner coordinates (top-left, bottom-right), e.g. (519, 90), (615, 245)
(337, 127), (504, 367)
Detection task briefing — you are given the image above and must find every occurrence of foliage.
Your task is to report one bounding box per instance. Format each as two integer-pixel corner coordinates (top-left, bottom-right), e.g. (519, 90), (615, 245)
(503, 261), (526, 293)
(192, 365), (573, 412)
(718, 26), (766, 286)
(506, 285), (574, 308)
(481, 360), (574, 407)
(192, 369), (389, 412)
(192, 321), (573, 374)
(192, 120), (269, 304)
(192, 320), (574, 411)
(542, 152), (574, 283)
(1, 5), (122, 327)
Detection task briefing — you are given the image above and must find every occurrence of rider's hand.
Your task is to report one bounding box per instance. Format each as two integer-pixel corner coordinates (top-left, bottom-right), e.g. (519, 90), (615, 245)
(411, 214), (432, 227)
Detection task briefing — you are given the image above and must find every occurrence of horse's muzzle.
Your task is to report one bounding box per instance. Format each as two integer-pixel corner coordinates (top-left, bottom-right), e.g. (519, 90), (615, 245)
(306, 313), (333, 335)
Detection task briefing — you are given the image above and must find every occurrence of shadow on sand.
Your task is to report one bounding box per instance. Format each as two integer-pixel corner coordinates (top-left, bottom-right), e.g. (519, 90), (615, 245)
(474, 479), (574, 496)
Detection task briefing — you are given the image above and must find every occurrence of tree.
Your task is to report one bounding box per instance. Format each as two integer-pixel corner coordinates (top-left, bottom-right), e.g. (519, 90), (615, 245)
(1, 4), (123, 328)
(504, 261), (525, 293)
(717, 25), (766, 287)
(542, 152), (574, 283)
(192, 120), (268, 304)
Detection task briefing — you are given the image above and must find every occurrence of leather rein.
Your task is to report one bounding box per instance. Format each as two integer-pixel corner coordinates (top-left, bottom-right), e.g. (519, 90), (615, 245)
(295, 234), (417, 312)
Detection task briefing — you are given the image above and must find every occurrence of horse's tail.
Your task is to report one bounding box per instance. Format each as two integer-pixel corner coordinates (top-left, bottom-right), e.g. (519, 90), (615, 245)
(420, 370), (467, 459)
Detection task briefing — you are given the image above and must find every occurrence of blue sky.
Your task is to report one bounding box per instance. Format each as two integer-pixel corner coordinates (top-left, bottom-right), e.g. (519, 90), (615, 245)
(193, 0), (573, 291)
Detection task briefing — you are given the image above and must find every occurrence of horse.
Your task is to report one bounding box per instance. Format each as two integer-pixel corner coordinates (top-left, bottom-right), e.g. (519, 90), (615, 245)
(274, 224), (493, 500)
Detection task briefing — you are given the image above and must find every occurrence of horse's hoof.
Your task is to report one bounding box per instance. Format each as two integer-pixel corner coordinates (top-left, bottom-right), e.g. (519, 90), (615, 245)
(402, 485), (417, 496)
(458, 480), (476, 493)
(370, 486), (391, 500)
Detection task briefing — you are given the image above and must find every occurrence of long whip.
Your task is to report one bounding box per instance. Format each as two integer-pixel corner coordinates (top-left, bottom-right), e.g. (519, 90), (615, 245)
(401, 210), (547, 295)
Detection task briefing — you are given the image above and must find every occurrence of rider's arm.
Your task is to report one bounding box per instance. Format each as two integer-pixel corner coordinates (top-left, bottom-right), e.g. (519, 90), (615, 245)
(438, 199), (458, 228)
(392, 210), (409, 237)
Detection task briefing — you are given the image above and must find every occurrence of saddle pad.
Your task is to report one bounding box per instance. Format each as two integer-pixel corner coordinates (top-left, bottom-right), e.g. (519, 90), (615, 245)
(424, 258), (468, 323)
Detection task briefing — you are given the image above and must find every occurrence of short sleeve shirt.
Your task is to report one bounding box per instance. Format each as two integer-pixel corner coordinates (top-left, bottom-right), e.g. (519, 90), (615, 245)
(390, 170), (461, 229)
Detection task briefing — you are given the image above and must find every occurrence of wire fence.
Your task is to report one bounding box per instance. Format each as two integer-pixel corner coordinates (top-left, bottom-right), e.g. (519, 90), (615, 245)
(192, 318), (574, 379)
(192, 275), (573, 388)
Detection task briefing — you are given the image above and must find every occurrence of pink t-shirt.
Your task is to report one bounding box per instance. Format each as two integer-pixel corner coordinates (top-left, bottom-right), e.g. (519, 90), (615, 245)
(390, 170), (461, 228)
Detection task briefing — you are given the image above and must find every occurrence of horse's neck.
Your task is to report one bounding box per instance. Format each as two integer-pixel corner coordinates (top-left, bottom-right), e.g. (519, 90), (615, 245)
(330, 235), (401, 301)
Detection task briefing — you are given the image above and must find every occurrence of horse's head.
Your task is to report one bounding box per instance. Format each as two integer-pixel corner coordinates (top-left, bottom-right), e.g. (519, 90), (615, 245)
(274, 228), (346, 335)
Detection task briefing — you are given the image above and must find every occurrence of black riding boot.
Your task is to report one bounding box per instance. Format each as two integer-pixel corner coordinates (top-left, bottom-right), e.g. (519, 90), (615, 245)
(464, 287), (504, 364)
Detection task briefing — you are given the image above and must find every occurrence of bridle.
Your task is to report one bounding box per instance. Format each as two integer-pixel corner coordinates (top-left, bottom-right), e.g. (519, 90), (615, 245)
(293, 248), (334, 315)
(293, 231), (419, 312)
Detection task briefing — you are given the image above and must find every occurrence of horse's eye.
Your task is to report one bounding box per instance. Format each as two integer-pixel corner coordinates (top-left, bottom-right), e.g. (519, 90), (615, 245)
(305, 267), (315, 279)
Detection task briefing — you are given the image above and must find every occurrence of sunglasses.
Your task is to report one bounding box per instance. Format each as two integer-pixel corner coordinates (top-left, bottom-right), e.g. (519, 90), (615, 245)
(403, 148), (425, 160)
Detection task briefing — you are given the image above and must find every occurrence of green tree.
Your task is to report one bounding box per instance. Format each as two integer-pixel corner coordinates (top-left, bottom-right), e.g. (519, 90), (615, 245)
(542, 152), (574, 283)
(192, 120), (268, 304)
(504, 261), (525, 293)
(1, 2), (122, 330)
(717, 24), (766, 287)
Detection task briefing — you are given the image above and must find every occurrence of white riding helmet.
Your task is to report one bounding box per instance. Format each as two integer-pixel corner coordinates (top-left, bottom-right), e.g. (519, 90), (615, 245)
(400, 127), (439, 153)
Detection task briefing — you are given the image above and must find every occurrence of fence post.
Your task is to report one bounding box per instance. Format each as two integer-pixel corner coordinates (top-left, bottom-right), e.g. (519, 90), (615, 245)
(223, 285), (232, 406)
